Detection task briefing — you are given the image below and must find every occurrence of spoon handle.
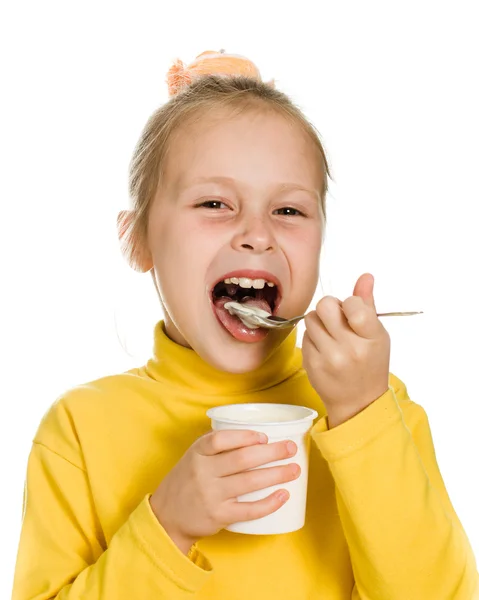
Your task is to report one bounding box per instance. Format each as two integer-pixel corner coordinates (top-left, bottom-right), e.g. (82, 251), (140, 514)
(376, 311), (424, 317)
(267, 310), (424, 328)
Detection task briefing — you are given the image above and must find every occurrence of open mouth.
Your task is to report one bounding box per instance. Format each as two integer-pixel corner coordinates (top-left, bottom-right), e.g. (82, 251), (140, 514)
(211, 274), (280, 342)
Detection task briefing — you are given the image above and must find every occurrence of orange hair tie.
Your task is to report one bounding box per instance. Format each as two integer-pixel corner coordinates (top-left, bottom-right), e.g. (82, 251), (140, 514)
(166, 59), (193, 97)
(166, 50), (271, 97)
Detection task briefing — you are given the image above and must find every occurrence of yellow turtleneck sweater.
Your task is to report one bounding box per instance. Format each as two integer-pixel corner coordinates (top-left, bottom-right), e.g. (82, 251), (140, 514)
(12, 322), (478, 599)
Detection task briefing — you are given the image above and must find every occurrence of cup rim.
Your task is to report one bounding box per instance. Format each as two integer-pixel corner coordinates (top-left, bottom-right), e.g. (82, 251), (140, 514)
(207, 402), (319, 426)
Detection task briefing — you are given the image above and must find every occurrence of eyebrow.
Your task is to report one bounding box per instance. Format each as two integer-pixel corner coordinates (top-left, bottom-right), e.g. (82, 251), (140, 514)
(182, 176), (320, 199)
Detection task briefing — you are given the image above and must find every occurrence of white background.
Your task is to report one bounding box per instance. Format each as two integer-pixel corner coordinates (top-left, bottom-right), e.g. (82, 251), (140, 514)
(1, 0), (478, 595)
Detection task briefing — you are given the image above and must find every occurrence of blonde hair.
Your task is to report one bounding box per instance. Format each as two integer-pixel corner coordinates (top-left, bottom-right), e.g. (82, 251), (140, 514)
(122, 54), (332, 270)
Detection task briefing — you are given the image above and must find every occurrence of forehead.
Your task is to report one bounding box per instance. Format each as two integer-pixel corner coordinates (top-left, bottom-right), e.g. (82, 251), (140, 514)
(163, 107), (323, 193)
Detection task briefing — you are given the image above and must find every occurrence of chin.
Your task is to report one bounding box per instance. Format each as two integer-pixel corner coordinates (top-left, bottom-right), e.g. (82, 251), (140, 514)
(163, 304), (291, 374)
(196, 329), (288, 374)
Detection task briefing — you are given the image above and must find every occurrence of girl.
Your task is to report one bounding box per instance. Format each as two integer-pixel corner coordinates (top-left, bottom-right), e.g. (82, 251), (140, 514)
(12, 50), (478, 599)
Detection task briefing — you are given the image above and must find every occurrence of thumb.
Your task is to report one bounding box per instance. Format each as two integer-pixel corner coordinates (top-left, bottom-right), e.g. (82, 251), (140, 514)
(353, 273), (376, 309)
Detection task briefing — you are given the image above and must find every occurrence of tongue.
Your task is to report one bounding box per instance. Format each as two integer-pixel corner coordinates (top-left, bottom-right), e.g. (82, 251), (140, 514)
(238, 296), (272, 314)
(213, 296), (271, 343)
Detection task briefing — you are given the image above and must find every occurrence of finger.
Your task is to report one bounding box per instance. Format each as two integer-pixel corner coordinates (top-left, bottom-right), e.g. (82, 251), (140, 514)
(197, 429), (267, 457)
(304, 312), (355, 370)
(352, 273), (376, 310)
(227, 489), (290, 524)
(224, 463), (301, 498)
(304, 311), (331, 353)
(341, 296), (384, 339)
(215, 439), (297, 477)
(302, 329), (320, 357)
(315, 295), (352, 340)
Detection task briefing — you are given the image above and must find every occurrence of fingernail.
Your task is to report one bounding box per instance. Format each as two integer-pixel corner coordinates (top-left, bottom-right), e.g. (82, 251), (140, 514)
(286, 441), (297, 455)
(291, 463), (301, 477)
(258, 433), (268, 444)
(277, 490), (289, 503)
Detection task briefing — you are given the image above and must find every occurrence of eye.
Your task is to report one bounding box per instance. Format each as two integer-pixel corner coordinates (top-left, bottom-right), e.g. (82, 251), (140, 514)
(273, 207), (305, 217)
(197, 199), (230, 210)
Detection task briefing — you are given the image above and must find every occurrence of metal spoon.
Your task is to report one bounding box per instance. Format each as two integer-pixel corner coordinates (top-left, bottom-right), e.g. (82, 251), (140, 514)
(224, 301), (424, 330)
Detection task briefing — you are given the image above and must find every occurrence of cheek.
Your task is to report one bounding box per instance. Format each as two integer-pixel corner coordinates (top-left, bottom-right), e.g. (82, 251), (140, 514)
(287, 229), (321, 265)
(288, 236), (321, 291)
(153, 221), (218, 281)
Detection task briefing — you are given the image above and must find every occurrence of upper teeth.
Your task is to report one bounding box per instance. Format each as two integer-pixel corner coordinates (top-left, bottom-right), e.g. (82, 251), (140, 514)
(224, 277), (275, 289)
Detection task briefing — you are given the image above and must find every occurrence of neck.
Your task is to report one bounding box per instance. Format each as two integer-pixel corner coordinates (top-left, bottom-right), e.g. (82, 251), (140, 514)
(145, 321), (302, 399)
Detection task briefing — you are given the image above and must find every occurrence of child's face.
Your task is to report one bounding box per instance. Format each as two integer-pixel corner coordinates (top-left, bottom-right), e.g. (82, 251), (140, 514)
(147, 107), (323, 372)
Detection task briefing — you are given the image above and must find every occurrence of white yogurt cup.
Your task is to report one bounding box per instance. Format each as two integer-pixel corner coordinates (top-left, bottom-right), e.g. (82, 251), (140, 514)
(206, 403), (318, 535)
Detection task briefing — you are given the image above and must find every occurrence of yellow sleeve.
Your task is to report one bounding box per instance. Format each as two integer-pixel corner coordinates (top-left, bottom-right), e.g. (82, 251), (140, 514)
(311, 375), (478, 600)
(12, 443), (212, 599)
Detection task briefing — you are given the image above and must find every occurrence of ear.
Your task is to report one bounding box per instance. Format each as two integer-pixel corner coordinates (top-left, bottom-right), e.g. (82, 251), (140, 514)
(117, 210), (153, 273)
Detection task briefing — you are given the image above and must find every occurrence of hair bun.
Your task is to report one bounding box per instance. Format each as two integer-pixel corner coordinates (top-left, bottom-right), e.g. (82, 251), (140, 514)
(166, 50), (264, 97)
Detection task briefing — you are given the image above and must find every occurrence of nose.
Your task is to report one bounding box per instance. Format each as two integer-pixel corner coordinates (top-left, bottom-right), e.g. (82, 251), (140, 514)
(231, 215), (276, 254)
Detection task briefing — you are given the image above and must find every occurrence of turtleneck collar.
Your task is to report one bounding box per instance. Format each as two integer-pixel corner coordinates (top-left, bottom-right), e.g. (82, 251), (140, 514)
(145, 321), (302, 397)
